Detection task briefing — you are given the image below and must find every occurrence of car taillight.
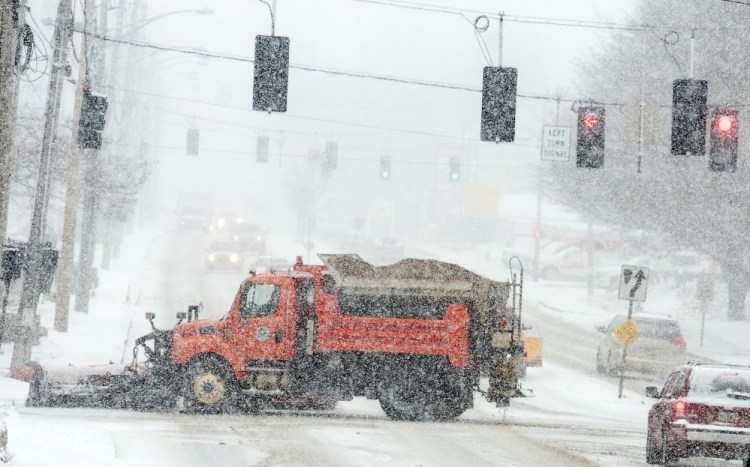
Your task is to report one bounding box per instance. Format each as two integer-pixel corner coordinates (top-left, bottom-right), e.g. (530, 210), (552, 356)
(669, 339), (686, 347)
(674, 400), (687, 419)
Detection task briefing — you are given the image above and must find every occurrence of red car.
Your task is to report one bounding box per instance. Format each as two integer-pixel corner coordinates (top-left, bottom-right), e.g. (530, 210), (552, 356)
(646, 363), (750, 466)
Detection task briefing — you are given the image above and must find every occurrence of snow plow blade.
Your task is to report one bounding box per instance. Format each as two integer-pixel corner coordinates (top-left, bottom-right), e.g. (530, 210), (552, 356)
(19, 361), (175, 410)
(516, 387), (534, 398)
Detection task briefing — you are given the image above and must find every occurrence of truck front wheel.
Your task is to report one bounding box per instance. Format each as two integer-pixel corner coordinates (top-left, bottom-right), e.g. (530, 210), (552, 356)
(184, 356), (238, 414)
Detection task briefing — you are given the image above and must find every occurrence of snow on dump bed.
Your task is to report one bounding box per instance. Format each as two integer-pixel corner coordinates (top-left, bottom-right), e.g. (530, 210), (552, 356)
(319, 253), (509, 293)
(319, 254), (511, 322)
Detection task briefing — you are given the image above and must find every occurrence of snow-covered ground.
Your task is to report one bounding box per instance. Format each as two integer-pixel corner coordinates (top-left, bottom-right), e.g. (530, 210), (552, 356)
(1, 227), (748, 466)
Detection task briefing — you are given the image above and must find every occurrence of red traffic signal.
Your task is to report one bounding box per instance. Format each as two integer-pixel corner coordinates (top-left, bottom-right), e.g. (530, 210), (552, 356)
(709, 108), (739, 172)
(576, 106), (605, 168)
(582, 113), (601, 130)
(715, 115), (735, 134)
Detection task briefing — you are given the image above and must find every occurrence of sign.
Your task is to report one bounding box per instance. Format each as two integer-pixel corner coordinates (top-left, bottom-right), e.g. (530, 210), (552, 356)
(618, 265), (649, 302)
(614, 319), (640, 347)
(541, 126), (571, 161)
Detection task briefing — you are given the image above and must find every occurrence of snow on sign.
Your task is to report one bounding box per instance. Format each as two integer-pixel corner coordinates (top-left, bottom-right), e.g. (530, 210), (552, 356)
(541, 125), (571, 161)
(618, 265), (649, 302)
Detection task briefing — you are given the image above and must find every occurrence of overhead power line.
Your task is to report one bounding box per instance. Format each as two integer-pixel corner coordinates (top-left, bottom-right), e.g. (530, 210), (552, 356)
(343, 0), (644, 31)
(75, 30), (620, 106)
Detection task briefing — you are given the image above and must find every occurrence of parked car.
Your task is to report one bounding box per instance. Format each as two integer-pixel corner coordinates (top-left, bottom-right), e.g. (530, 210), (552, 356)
(596, 312), (686, 376)
(646, 363), (750, 466)
(205, 240), (244, 272)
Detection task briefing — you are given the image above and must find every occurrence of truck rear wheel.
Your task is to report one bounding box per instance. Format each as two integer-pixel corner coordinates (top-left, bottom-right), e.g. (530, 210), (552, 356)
(379, 378), (467, 421)
(379, 384), (428, 421)
(184, 356), (238, 414)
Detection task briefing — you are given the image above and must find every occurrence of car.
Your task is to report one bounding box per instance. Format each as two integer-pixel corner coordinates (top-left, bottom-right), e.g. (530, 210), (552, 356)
(227, 222), (266, 252)
(645, 363), (750, 466)
(596, 312), (686, 376)
(176, 206), (212, 232)
(252, 256), (293, 272)
(205, 240), (244, 272)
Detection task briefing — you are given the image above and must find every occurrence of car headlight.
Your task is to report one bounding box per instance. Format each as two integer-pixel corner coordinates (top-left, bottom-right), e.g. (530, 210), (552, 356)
(256, 235), (263, 241)
(230, 254), (240, 263)
(207, 254), (216, 262)
(233, 235), (239, 241)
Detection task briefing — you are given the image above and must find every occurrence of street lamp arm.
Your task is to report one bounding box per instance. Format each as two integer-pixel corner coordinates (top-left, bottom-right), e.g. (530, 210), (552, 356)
(256, 0), (275, 35)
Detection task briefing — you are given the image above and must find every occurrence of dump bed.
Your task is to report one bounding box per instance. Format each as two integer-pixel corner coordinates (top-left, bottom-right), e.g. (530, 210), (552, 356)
(317, 254), (512, 367)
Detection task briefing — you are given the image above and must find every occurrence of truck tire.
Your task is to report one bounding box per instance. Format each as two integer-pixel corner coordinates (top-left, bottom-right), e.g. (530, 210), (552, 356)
(184, 356), (238, 414)
(379, 385), (428, 421)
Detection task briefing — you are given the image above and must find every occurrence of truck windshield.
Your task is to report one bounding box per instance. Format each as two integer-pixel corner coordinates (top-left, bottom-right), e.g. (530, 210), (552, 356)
(240, 283), (281, 318)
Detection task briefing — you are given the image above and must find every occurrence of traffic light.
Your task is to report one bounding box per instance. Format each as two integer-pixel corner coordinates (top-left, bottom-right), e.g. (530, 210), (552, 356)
(379, 155), (391, 180)
(480, 67), (517, 142)
(77, 91), (108, 149)
(709, 108), (739, 172)
(671, 79), (708, 156)
(449, 157), (460, 182)
(576, 106), (606, 168)
(323, 142), (338, 173)
(1, 246), (24, 282)
(256, 135), (269, 163)
(252, 35), (290, 113)
(186, 128), (199, 156)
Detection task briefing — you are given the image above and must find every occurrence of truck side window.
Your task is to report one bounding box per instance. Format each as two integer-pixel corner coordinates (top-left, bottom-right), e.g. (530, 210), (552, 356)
(241, 284), (281, 318)
(321, 273), (336, 295)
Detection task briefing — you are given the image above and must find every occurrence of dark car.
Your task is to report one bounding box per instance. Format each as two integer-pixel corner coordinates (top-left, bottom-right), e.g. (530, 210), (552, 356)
(205, 240), (244, 272)
(646, 363), (750, 466)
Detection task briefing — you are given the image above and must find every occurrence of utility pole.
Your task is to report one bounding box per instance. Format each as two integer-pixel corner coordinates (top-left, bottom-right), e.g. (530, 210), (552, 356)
(0, 0), (19, 252)
(74, 0), (108, 314)
(54, 0), (95, 331)
(11, 0), (72, 369)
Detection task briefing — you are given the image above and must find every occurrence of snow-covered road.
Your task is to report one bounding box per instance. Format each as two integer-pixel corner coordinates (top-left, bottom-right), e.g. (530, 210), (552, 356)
(2, 227), (749, 466)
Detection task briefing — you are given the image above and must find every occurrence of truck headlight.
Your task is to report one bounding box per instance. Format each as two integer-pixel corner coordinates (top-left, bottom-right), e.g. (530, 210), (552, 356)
(207, 254), (216, 262)
(230, 254), (240, 263)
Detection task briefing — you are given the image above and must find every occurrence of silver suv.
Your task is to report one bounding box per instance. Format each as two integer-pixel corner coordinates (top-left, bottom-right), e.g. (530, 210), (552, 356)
(596, 312), (686, 376)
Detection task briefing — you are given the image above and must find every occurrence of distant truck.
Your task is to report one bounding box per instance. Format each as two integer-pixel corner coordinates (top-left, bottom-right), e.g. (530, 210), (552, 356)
(175, 195), (212, 232)
(25, 254), (528, 420)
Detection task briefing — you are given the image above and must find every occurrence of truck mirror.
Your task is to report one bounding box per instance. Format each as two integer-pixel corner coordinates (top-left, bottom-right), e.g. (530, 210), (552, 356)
(595, 325), (607, 333)
(176, 312), (186, 320)
(145, 312), (155, 320)
(645, 386), (660, 398)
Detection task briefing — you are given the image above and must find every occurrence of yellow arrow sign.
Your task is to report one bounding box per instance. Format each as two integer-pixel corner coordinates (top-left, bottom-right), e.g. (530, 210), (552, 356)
(614, 319), (640, 347)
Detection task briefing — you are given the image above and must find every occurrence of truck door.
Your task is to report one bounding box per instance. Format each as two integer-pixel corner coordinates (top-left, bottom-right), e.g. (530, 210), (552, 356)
(233, 277), (297, 362)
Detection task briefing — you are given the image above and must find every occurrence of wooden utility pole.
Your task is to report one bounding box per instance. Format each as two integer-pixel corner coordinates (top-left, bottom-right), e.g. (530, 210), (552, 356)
(0, 0), (18, 251)
(11, 0), (73, 369)
(54, 0), (95, 331)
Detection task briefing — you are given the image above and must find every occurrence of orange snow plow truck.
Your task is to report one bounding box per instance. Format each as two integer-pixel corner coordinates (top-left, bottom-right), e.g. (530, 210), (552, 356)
(23, 254), (527, 420)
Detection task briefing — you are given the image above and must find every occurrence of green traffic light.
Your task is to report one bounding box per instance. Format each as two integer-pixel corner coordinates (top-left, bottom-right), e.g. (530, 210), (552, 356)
(450, 172), (459, 181)
(381, 170), (390, 179)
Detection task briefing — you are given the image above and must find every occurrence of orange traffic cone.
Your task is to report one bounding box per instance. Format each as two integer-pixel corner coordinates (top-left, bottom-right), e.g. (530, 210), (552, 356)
(124, 286), (131, 304)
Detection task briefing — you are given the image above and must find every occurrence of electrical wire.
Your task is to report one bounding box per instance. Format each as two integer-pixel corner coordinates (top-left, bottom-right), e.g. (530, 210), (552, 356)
(74, 31), (616, 106)
(342, 0), (644, 31)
